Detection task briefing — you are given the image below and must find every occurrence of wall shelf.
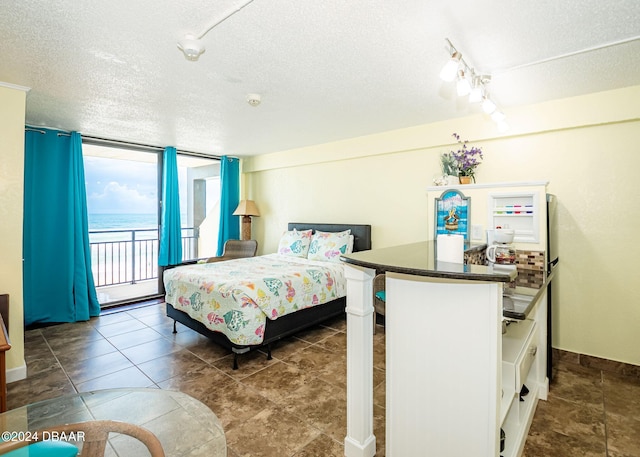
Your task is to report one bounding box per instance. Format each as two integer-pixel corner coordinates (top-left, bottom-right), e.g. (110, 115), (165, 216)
(489, 192), (540, 243)
(427, 180), (549, 192)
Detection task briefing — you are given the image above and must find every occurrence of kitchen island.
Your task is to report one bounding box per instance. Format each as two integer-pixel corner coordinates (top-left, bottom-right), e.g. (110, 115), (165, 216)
(341, 241), (548, 457)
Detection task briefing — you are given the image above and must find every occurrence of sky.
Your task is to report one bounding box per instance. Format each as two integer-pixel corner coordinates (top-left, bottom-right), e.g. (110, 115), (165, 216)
(84, 156), (186, 214)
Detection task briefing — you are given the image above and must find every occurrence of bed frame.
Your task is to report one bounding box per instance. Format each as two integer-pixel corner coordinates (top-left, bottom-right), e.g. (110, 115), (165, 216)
(166, 222), (372, 369)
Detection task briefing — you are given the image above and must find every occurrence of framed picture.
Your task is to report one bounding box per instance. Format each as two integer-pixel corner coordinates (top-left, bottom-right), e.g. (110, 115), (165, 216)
(435, 189), (470, 240)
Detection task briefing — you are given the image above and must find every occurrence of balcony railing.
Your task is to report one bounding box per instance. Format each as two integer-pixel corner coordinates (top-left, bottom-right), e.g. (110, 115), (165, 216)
(89, 227), (197, 288)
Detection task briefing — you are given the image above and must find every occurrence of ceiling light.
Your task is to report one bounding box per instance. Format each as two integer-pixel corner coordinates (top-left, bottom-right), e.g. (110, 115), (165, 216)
(177, 35), (205, 61)
(491, 110), (506, 122)
(439, 39), (509, 126)
(482, 97), (497, 114)
(468, 76), (483, 103)
(439, 51), (461, 82)
(456, 70), (471, 97)
(177, 0), (255, 61)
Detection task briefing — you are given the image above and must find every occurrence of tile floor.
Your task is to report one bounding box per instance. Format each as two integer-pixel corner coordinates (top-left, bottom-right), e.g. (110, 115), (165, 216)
(7, 303), (640, 456)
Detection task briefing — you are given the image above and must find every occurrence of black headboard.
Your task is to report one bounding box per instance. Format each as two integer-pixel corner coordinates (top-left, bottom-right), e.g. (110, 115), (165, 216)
(287, 223), (371, 252)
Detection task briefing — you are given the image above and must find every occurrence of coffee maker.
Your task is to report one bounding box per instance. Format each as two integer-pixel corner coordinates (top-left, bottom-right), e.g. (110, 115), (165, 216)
(486, 228), (516, 270)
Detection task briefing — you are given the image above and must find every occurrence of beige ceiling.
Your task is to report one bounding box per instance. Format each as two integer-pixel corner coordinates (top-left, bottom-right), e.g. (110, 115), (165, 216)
(1, 0), (639, 157)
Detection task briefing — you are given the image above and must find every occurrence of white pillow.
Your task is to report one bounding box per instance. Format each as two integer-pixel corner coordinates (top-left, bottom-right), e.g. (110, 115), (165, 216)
(307, 230), (352, 262)
(277, 229), (313, 258)
(347, 234), (354, 254)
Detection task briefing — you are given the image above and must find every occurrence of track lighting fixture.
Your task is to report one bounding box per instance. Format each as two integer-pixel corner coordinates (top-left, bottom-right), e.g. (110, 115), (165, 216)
(440, 38), (507, 129)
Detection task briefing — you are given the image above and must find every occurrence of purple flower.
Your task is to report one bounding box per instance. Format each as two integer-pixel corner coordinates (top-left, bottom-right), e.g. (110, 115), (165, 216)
(450, 133), (483, 182)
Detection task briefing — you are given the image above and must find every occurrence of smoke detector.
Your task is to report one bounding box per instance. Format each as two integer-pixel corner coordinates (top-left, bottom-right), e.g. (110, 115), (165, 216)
(247, 93), (261, 107)
(177, 35), (205, 61)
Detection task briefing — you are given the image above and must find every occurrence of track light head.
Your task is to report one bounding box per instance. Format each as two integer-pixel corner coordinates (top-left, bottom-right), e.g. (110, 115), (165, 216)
(482, 97), (497, 114)
(439, 51), (461, 82)
(468, 75), (484, 103)
(497, 120), (509, 132)
(456, 70), (471, 97)
(491, 110), (506, 122)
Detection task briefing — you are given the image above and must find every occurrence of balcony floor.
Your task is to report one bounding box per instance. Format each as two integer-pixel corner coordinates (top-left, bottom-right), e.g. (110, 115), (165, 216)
(96, 279), (160, 306)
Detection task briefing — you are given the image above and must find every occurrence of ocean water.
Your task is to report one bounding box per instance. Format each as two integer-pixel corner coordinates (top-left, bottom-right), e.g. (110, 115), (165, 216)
(87, 214), (161, 286)
(88, 213), (158, 231)
(87, 213), (191, 287)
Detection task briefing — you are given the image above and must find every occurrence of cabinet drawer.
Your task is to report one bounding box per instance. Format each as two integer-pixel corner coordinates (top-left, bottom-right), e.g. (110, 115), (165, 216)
(502, 319), (537, 391)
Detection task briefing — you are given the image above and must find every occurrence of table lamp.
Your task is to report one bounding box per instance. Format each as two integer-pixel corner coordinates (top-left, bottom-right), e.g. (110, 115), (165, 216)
(233, 200), (260, 240)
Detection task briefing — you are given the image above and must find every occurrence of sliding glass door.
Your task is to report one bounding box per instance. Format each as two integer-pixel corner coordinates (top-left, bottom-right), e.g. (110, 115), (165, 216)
(83, 143), (160, 306)
(82, 141), (221, 307)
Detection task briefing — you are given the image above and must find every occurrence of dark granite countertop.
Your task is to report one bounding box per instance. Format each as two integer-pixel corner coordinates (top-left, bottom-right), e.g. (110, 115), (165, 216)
(341, 241), (556, 320)
(341, 241), (517, 283)
(502, 267), (556, 320)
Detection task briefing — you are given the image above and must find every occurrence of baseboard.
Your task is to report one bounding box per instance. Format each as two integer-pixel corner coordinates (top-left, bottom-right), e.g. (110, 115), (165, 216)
(6, 361), (27, 383)
(553, 348), (640, 379)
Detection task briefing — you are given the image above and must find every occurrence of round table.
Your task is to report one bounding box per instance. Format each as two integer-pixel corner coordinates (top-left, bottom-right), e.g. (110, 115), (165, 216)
(0, 388), (226, 456)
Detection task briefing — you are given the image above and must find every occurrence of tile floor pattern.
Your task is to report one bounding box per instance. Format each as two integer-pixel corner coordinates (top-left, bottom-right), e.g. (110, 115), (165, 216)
(7, 303), (640, 457)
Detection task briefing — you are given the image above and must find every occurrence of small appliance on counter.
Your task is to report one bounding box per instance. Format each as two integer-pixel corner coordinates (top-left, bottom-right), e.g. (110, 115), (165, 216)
(486, 228), (517, 270)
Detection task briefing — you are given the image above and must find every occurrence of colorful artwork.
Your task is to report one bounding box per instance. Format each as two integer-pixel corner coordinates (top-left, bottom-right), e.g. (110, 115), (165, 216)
(435, 189), (470, 240)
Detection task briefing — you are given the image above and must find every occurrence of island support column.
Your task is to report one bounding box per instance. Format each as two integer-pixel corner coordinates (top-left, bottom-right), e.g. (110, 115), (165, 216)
(343, 264), (376, 457)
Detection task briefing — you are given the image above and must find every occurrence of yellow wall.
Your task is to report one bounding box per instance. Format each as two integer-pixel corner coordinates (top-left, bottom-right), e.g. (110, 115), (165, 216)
(0, 84), (27, 377)
(244, 85), (640, 366)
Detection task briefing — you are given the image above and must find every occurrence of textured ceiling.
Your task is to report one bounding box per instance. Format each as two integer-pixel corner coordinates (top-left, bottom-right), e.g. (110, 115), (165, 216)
(1, 0), (639, 157)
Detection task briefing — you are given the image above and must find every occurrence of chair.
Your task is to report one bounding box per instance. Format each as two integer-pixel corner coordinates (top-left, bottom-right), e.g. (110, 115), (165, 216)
(373, 274), (386, 334)
(206, 239), (258, 263)
(0, 420), (165, 457)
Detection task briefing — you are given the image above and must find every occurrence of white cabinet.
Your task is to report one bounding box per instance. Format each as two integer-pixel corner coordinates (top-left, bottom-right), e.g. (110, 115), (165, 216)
(426, 181), (549, 250)
(500, 288), (548, 457)
(489, 192), (540, 243)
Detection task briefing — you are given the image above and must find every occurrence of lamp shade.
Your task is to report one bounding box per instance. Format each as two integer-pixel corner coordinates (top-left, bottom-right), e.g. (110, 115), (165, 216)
(482, 97), (497, 114)
(233, 199), (260, 217)
(456, 70), (471, 97)
(439, 51), (461, 82)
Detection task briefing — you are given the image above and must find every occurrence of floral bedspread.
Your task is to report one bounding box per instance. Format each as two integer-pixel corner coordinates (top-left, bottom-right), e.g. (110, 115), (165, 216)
(163, 254), (346, 346)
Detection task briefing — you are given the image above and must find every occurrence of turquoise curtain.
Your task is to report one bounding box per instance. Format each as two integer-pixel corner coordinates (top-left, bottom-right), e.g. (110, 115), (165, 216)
(216, 156), (240, 255)
(158, 146), (182, 266)
(23, 129), (100, 325)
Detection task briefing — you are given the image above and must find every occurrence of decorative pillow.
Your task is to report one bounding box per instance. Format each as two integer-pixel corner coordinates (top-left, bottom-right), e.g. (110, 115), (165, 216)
(347, 234), (355, 254)
(277, 229), (313, 258)
(307, 230), (351, 262)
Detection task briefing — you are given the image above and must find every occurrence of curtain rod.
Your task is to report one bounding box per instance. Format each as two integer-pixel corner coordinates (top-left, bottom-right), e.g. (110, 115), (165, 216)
(25, 127), (45, 134)
(24, 128), (226, 160)
(81, 135), (224, 160)
(26, 125), (72, 136)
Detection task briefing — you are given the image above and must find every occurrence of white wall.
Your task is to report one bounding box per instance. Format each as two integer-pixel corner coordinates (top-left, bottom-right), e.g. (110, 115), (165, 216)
(243, 85), (640, 366)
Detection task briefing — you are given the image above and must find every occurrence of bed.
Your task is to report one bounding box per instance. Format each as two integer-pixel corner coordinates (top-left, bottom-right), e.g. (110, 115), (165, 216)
(165, 222), (372, 368)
